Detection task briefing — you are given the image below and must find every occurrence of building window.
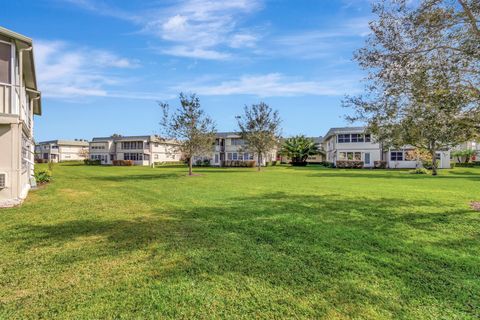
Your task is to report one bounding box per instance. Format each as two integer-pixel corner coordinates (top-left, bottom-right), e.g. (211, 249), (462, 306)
(338, 152), (361, 161)
(231, 139), (244, 146)
(365, 134), (371, 142)
(124, 153), (143, 161)
(232, 152), (238, 160)
(121, 141), (143, 150)
(390, 151), (403, 161)
(227, 153), (232, 160)
(351, 134), (364, 143)
(0, 42), (11, 84)
(338, 134), (350, 143)
(238, 153), (244, 160)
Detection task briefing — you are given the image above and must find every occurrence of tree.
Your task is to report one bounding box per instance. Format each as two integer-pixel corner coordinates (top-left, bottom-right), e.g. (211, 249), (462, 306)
(344, 0), (480, 175)
(236, 102), (282, 171)
(159, 93), (216, 176)
(452, 149), (477, 163)
(78, 148), (89, 159)
(280, 136), (319, 166)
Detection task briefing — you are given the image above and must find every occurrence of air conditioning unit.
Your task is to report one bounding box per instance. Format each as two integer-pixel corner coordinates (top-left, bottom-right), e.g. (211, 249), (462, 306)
(0, 173), (6, 189)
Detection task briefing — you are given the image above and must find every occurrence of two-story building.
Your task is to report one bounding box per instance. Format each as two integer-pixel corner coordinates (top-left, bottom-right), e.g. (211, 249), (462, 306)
(195, 132), (277, 166)
(89, 135), (182, 166)
(323, 127), (451, 169)
(0, 27), (41, 207)
(35, 139), (89, 162)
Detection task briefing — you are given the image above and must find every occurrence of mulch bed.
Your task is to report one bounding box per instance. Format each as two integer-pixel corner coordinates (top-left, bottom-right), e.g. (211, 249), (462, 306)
(470, 201), (480, 211)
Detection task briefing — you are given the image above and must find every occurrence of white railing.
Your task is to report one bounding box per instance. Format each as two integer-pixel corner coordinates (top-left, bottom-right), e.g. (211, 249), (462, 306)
(0, 83), (12, 114)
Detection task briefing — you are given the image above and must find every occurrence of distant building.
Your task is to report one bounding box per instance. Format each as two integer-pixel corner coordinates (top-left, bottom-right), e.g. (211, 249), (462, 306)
(35, 140), (89, 162)
(0, 27), (41, 207)
(89, 135), (182, 166)
(323, 127), (451, 169)
(194, 132), (277, 166)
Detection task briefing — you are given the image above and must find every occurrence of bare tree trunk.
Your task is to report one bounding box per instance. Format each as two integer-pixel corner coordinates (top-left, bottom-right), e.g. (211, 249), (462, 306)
(257, 153), (262, 171)
(189, 157), (193, 176)
(430, 148), (438, 176)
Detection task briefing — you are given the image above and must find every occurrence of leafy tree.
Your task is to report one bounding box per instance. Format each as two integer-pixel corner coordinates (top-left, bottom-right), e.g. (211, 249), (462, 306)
(236, 102), (282, 171)
(344, 0), (480, 175)
(452, 149), (477, 163)
(159, 93), (216, 176)
(280, 136), (319, 166)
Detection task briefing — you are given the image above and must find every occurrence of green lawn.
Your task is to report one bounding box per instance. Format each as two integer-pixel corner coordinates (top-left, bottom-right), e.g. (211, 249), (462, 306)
(1, 163), (479, 319)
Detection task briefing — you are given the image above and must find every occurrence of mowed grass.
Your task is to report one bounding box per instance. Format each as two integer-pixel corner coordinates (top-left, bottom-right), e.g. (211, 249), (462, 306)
(0, 163), (479, 319)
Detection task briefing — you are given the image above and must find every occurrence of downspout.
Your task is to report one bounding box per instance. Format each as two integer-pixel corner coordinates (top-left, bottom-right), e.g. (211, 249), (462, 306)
(15, 46), (33, 199)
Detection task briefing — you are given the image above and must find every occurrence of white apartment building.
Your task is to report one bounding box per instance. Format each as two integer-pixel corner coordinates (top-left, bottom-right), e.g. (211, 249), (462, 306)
(195, 132), (277, 166)
(35, 139), (89, 162)
(323, 127), (451, 169)
(0, 27), (41, 207)
(89, 135), (182, 166)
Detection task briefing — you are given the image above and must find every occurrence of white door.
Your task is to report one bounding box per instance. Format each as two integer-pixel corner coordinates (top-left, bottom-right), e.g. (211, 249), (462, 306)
(364, 153), (371, 166)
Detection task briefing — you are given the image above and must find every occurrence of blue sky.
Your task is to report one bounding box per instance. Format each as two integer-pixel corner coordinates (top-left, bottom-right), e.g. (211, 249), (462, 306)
(2, 0), (373, 141)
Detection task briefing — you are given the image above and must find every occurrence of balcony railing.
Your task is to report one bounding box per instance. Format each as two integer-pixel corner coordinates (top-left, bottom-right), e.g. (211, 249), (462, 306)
(0, 83), (12, 114)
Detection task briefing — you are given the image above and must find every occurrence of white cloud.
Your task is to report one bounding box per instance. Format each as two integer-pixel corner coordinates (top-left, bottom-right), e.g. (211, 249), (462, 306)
(144, 0), (262, 59)
(161, 46), (231, 60)
(177, 73), (361, 97)
(35, 40), (140, 99)
(65, 0), (262, 60)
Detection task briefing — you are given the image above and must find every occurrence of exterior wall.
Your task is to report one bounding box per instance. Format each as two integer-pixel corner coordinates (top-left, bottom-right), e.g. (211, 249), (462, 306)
(90, 140), (114, 165)
(387, 149), (451, 169)
(199, 135), (277, 167)
(35, 143), (88, 162)
(0, 123), (33, 207)
(0, 35), (37, 207)
(89, 136), (182, 166)
(324, 134), (381, 168)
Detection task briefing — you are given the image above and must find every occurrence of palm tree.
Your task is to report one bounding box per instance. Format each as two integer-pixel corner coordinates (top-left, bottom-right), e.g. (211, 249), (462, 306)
(280, 135), (320, 166)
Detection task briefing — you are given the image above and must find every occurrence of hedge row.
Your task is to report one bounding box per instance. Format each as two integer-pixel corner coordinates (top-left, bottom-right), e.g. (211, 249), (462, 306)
(222, 160), (256, 167)
(84, 159), (101, 165)
(454, 162), (480, 168)
(112, 160), (134, 166)
(336, 160), (364, 169)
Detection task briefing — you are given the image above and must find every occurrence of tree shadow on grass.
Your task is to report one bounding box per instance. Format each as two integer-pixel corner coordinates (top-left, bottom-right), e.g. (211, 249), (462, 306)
(7, 193), (480, 318)
(89, 173), (183, 182)
(306, 171), (480, 181)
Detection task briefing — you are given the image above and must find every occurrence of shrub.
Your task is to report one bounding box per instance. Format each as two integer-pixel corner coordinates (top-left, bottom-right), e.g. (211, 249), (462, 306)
(455, 162), (476, 168)
(422, 160), (440, 170)
(222, 160), (256, 167)
(112, 160), (134, 166)
(35, 169), (52, 184)
(291, 161), (308, 166)
(336, 160), (364, 169)
(318, 161), (335, 168)
(193, 159), (211, 167)
(410, 168), (429, 174)
(265, 161), (272, 167)
(35, 159), (48, 164)
(271, 161), (279, 166)
(374, 161), (387, 169)
(84, 159), (101, 165)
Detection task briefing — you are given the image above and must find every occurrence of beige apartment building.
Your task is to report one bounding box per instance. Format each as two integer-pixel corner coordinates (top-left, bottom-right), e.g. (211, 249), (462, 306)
(89, 135), (182, 166)
(323, 127), (451, 169)
(194, 132), (278, 166)
(0, 27), (41, 207)
(35, 139), (89, 162)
